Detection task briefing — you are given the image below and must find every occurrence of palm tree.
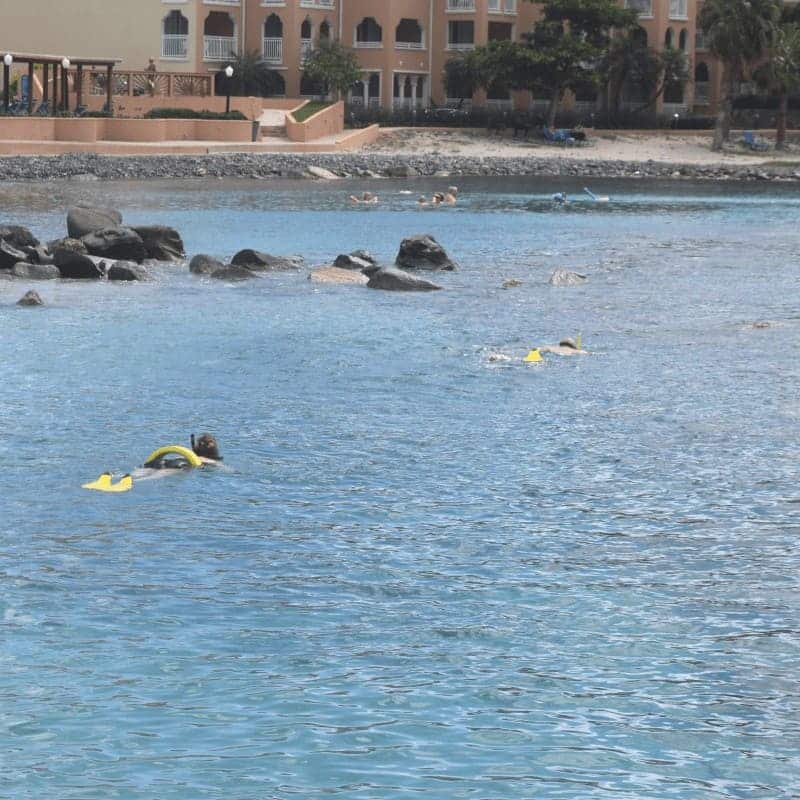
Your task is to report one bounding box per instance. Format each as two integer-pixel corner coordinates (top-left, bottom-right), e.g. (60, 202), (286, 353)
(699, 0), (782, 151)
(754, 22), (800, 149)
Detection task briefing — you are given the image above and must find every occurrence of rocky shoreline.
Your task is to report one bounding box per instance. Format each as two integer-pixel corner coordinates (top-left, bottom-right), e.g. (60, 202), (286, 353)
(0, 151), (798, 183)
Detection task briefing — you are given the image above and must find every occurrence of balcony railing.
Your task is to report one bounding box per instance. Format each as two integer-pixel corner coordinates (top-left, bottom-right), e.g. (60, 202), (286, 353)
(488, 0), (517, 11)
(203, 35), (237, 61)
(76, 69), (212, 97)
(396, 40), (425, 50)
(300, 38), (313, 62)
(161, 35), (188, 59)
(263, 37), (283, 63)
(355, 39), (382, 48)
(447, 0), (476, 10)
(624, 0), (653, 16)
(447, 41), (475, 50)
(694, 83), (710, 105)
(300, 0), (334, 7)
(669, 0), (688, 18)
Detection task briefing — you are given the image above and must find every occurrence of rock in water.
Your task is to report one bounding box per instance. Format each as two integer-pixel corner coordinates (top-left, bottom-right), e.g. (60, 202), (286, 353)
(189, 254), (226, 275)
(333, 253), (373, 270)
(53, 248), (106, 279)
(48, 237), (87, 255)
(548, 268), (587, 286)
(17, 290), (44, 306)
(210, 265), (257, 281)
(82, 227), (147, 263)
(132, 225), (185, 261)
(306, 166), (340, 180)
(350, 249), (377, 265)
(0, 240), (29, 270)
(502, 278), (522, 289)
(309, 267), (369, 285)
(0, 224), (40, 249)
(366, 266), (442, 291)
(11, 262), (60, 280)
(107, 262), (151, 281)
(230, 249), (303, 271)
(66, 206), (123, 238)
(395, 234), (457, 271)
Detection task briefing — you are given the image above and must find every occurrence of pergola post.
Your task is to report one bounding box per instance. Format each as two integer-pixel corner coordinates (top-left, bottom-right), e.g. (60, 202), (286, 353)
(53, 65), (59, 112)
(106, 64), (113, 112)
(76, 65), (83, 112)
(27, 62), (34, 113)
(62, 65), (68, 111)
(42, 62), (49, 110)
(2, 62), (9, 113)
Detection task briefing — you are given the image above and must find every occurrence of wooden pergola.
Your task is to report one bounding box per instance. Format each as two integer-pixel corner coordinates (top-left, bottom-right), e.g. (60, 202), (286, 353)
(1, 51), (122, 114)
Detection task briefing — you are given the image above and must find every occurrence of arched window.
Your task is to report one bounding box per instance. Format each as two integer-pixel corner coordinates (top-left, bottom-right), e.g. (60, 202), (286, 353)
(632, 26), (648, 46)
(695, 62), (709, 82)
(679, 28), (688, 50)
(665, 28), (674, 47)
(264, 14), (283, 38)
(301, 71), (326, 97)
(356, 17), (382, 45)
(320, 20), (332, 41)
(301, 18), (312, 40)
(396, 18), (423, 47)
(163, 10), (188, 36)
(204, 12), (234, 37)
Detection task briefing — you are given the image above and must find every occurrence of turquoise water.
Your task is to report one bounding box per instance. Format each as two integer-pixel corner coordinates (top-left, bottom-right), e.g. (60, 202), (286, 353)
(2, 177), (799, 799)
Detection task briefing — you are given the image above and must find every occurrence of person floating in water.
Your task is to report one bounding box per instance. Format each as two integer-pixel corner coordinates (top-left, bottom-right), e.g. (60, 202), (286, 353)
(443, 186), (458, 205)
(552, 192), (568, 205)
(350, 191), (379, 205)
(417, 195), (430, 208)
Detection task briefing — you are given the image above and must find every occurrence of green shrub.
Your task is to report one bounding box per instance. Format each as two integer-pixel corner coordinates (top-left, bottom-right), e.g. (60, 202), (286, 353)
(144, 108), (247, 120)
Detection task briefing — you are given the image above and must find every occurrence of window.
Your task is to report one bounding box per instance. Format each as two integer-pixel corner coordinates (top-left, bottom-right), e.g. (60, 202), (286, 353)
(679, 28), (688, 50)
(448, 20), (475, 49)
(396, 18), (424, 49)
(669, 0), (688, 19)
(624, 0), (653, 17)
(356, 17), (383, 47)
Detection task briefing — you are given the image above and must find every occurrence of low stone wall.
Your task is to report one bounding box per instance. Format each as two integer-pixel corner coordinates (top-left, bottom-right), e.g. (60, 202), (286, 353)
(286, 102), (345, 143)
(0, 116), (253, 143)
(76, 94), (265, 120)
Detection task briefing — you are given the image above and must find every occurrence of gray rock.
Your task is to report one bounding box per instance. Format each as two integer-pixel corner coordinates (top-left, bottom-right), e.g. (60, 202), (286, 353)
(11, 262), (60, 280)
(548, 268), (587, 286)
(333, 253), (373, 270)
(67, 206), (123, 238)
(82, 226), (147, 263)
(350, 249), (377, 265)
(17, 290), (44, 306)
(395, 234), (457, 271)
(54, 248), (106, 279)
(107, 261), (151, 281)
(230, 249), (303, 271)
(0, 224), (39, 249)
(386, 165), (419, 178)
(189, 254), (226, 275)
(48, 237), (87, 255)
(23, 245), (54, 265)
(0, 240), (29, 270)
(210, 264), (257, 281)
(366, 266), (442, 292)
(132, 225), (185, 261)
(309, 266), (369, 285)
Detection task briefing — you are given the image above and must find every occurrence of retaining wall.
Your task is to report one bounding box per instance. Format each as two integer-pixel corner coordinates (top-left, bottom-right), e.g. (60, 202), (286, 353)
(286, 101), (345, 143)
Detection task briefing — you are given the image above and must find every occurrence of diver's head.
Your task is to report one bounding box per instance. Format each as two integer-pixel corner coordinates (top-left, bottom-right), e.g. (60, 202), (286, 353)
(192, 433), (221, 460)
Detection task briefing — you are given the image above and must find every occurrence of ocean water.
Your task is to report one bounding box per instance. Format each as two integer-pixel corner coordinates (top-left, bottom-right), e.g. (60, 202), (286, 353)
(1, 176), (799, 800)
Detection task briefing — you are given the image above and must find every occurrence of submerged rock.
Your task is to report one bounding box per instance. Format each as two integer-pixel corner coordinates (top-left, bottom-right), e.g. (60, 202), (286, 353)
(107, 261), (151, 281)
(366, 266), (442, 292)
(17, 289), (44, 306)
(132, 225), (185, 261)
(231, 249), (303, 271)
(395, 234), (457, 271)
(189, 254), (226, 275)
(67, 205), (123, 238)
(549, 268), (587, 286)
(11, 262), (60, 280)
(309, 266), (369, 285)
(210, 264), (257, 281)
(502, 278), (522, 289)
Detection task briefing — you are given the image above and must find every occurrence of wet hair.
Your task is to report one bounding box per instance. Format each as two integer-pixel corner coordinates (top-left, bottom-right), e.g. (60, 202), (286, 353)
(448, 186), (458, 194)
(192, 433), (221, 460)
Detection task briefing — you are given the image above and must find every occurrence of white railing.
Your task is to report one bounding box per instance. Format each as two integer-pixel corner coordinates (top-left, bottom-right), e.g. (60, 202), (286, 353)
(396, 40), (425, 50)
(694, 83), (710, 105)
(161, 35), (188, 59)
(487, 98), (513, 110)
(300, 0), (334, 7)
(300, 38), (312, 62)
(669, 0), (688, 18)
(355, 39), (382, 48)
(447, 41), (475, 50)
(624, 0), (653, 15)
(447, 0), (476, 10)
(261, 1), (285, 5)
(263, 37), (283, 63)
(203, 35), (237, 61)
(489, 0), (517, 11)
(205, 0), (239, 4)
(695, 30), (707, 49)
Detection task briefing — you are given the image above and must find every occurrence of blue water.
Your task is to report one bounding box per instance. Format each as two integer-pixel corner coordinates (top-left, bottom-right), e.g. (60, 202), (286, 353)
(2, 176), (799, 799)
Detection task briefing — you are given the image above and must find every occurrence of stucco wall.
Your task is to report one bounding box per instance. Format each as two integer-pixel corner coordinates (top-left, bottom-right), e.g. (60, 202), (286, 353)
(285, 101), (345, 142)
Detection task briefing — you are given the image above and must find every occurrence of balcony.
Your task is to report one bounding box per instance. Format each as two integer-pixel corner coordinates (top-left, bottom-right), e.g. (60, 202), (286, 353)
(396, 40), (426, 50)
(447, 41), (475, 51)
(300, 38), (313, 62)
(488, 0), (517, 12)
(263, 37), (283, 64)
(300, 0), (334, 7)
(669, 0), (688, 19)
(355, 39), (382, 49)
(447, 0), (476, 10)
(203, 35), (237, 61)
(161, 35), (188, 59)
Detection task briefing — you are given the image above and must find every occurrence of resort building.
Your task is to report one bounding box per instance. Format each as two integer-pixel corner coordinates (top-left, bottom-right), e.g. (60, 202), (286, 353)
(3, 0), (711, 114)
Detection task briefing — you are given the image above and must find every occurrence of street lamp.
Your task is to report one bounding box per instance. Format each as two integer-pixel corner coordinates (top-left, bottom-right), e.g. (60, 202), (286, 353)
(3, 54), (12, 113)
(61, 57), (71, 113)
(224, 65), (234, 114)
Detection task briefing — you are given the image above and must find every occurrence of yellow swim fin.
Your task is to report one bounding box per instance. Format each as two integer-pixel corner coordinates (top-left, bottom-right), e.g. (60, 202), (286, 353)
(82, 472), (113, 491)
(106, 474), (133, 493)
(575, 332), (582, 350)
(524, 348), (543, 363)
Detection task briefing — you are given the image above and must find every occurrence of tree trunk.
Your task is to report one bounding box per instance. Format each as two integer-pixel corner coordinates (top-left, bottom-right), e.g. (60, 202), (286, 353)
(712, 70), (734, 152)
(546, 88), (560, 129)
(776, 92), (787, 150)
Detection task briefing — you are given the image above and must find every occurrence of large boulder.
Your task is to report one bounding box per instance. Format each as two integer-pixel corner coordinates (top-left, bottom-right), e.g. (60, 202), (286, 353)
(395, 234), (457, 271)
(189, 254), (226, 275)
(53, 248), (106, 279)
(0, 239), (28, 270)
(17, 290), (44, 306)
(11, 262), (60, 280)
(22, 244), (54, 265)
(230, 249), (303, 271)
(48, 237), (87, 255)
(0, 224), (39, 249)
(82, 226), (147, 263)
(66, 206), (123, 238)
(309, 266), (369, 285)
(211, 265), (257, 281)
(366, 266), (442, 292)
(548, 268), (587, 286)
(132, 225), (185, 261)
(333, 253), (373, 270)
(107, 261), (151, 281)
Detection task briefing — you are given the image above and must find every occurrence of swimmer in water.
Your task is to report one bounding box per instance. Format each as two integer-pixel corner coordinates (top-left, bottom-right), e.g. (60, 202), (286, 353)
(552, 192), (568, 204)
(350, 191), (379, 205)
(142, 433), (223, 470)
(417, 195), (430, 207)
(443, 186), (458, 205)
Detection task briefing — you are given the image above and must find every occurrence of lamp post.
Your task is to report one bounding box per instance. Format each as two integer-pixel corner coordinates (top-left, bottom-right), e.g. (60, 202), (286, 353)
(224, 65), (233, 114)
(3, 54), (13, 113)
(61, 57), (71, 113)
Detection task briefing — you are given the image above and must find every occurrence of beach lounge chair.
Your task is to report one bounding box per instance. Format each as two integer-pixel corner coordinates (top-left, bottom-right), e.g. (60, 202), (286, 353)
(742, 131), (769, 151)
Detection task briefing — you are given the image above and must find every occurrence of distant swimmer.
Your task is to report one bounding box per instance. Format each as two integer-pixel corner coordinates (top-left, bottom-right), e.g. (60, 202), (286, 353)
(583, 187), (610, 203)
(552, 192), (568, 204)
(431, 191), (445, 206)
(443, 186), (458, 205)
(417, 195), (430, 207)
(350, 191), (379, 205)
(82, 433), (223, 492)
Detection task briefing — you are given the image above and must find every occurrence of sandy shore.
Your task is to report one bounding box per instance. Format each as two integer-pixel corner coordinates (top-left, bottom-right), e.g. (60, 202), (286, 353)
(366, 127), (800, 167)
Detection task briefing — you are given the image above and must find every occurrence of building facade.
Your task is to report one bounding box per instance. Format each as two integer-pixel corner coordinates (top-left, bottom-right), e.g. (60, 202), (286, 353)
(2, 0), (712, 113)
